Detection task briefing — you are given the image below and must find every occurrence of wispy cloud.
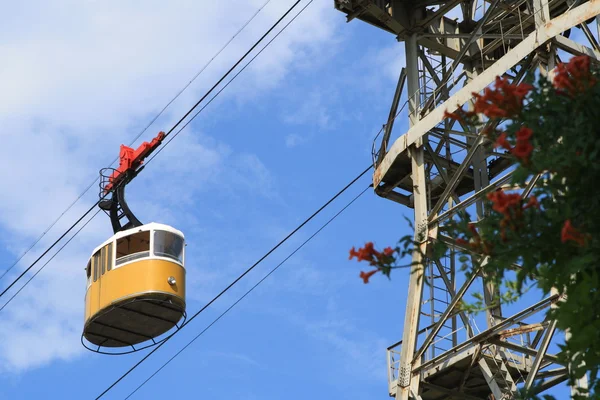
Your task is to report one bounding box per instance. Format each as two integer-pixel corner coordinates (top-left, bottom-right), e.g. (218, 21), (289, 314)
(282, 90), (333, 130)
(207, 350), (262, 368)
(284, 310), (388, 382)
(230, 153), (280, 201)
(285, 133), (307, 148)
(260, 292), (389, 383)
(0, 0), (337, 373)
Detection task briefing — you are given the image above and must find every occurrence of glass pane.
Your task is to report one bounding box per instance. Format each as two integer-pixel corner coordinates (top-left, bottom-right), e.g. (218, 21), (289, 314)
(116, 231), (151, 265)
(154, 230), (184, 263)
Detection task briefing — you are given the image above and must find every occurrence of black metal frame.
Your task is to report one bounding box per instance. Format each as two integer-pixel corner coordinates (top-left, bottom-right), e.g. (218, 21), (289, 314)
(99, 168), (144, 234)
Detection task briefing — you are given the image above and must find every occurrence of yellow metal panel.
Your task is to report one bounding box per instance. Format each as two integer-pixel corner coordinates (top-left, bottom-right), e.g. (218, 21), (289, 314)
(85, 281), (100, 322)
(87, 288), (92, 321)
(85, 259), (185, 323)
(85, 289), (90, 322)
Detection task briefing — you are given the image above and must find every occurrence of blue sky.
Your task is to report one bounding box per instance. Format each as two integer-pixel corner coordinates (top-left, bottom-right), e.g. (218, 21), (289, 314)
(0, 0), (586, 399)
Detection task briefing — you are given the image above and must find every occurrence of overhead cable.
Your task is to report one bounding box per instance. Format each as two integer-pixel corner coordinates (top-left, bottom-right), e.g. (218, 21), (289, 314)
(95, 164), (372, 400)
(0, 0), (301, 301)
(124, 185), (371, 399)
(160, 0), (303, 140)
(145, 0), (315, 167)
(0, 0), (271, 285)
(0, 210), (102, 313)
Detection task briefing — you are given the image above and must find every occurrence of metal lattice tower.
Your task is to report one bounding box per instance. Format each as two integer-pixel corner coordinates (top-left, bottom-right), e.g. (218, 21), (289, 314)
(334, 0), (600, 399)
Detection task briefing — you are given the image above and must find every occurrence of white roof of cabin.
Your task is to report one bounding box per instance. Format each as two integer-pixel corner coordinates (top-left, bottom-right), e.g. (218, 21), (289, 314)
(89, 222), (184, 257)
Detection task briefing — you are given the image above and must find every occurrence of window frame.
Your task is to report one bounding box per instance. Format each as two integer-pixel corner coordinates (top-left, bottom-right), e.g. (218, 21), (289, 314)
(115, 230), (151, 267)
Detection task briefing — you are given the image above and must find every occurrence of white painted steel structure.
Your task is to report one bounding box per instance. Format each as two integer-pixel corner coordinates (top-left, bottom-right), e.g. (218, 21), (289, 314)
(334, 0), (600, 398)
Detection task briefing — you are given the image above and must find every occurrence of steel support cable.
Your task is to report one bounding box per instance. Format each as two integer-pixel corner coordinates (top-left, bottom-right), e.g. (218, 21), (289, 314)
(0, 200), (102, 299)
(124, 185), (372, 399)
(160, 0), (303, 141)
(132, 0), (273, 145)
(145, 0), (315, 167)
(0, 0), (302, 301)
(0, 179), (98, 284)
(95, 165), (373, 400)
(0, 210), (102, 313)
(0, 0), (272, 285)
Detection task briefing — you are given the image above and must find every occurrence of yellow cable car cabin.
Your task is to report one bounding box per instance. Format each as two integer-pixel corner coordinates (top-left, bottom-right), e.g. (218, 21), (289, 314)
(83, 223), (186, 348)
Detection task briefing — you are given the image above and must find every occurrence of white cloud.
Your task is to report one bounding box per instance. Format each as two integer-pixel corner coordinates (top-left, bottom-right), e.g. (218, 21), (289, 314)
(221, 0), (339, 103)
(0, 243), (102, 372)
(0, 0), (337, 373)
(282, 89), (332, 129)
(230, 153), (279, 200)
(257, 255), (344, 299)
(285, 133), (306, 148)
(208, 350), (262, 368)
(281, 307), (388, 382)
(372, 43), (407, 84)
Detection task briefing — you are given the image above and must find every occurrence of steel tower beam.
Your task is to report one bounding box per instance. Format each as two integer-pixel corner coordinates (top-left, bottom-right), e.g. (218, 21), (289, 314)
(334, 0), (600, 397)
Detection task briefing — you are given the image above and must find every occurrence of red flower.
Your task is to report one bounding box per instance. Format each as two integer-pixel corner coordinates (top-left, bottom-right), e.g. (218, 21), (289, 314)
(349, 242), (396, 272)
(512, 81), (535, 97)
(561, 220), (587, 246)
(487, 190), (521, 215)
(494, 126), (534, 163)
(524, 196), (540, 209)
(475, 102), (507, 118)
(486, 190), (541, 241)
(443, 110), (463, 122)
(481, 125), (499, 138)
(472, 76), (533, 119)
(349, 242), (380, 263)
(360, 269), (379, 284)
(511, 139), (534, 161)
(349, 247), (358, 260)
(515, 126), (533, 141)
(553, 55), (597, 95)
(495, 132), (512, 151)
(468, 223), (480, 237)
(455, 238), (469, 246)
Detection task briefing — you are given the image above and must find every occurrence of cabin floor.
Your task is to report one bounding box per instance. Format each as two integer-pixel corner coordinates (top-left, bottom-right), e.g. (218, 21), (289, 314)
(388, 344), (531, 400)
(420, 353), (528, 399)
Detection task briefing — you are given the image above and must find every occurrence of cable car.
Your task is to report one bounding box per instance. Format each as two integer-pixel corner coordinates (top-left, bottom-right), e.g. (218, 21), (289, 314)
(82, 132), (187, 352)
